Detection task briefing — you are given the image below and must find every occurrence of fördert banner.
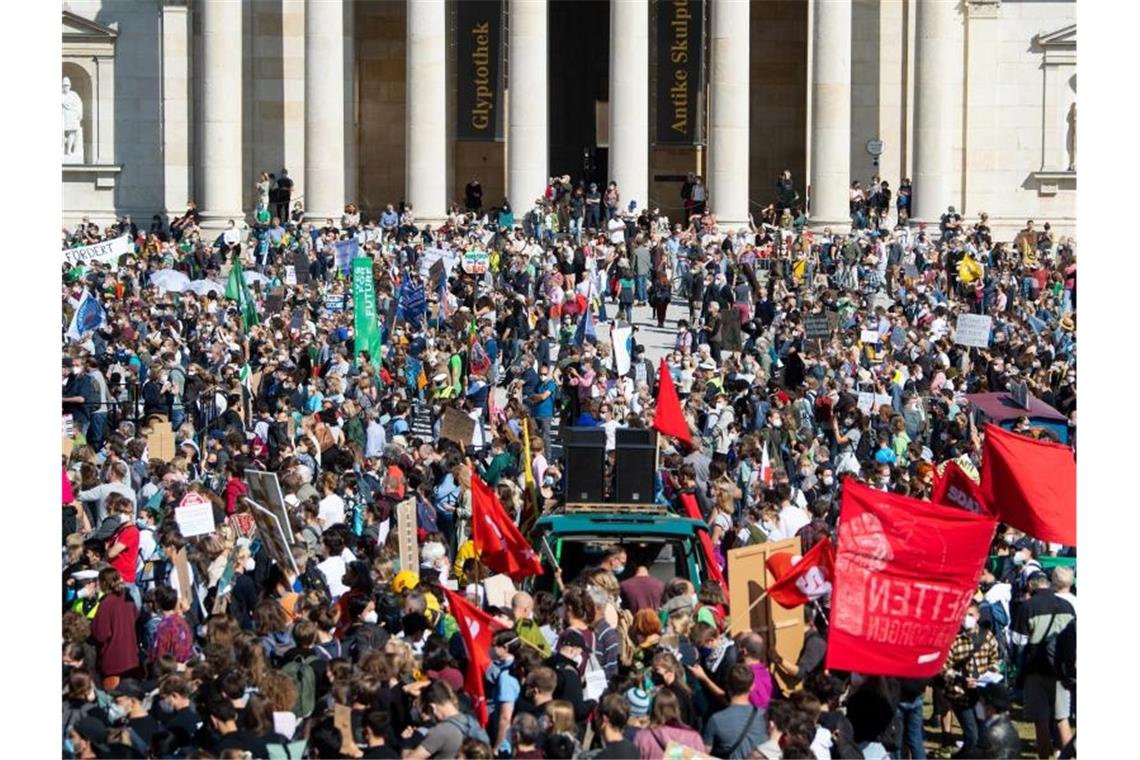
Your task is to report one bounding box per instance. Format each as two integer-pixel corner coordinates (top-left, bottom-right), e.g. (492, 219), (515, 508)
(63, 235), (132, 267)
(656, 0), (703, 144)
(456, 0), (504, 141)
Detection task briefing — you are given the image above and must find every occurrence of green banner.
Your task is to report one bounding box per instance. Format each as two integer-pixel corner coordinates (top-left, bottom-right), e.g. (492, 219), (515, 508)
(352, 257), (382, 369)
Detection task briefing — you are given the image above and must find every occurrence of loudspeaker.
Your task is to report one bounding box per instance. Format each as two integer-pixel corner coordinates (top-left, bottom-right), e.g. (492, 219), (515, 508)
(615, 429), (657, 503)
(562, 426), (606, 504)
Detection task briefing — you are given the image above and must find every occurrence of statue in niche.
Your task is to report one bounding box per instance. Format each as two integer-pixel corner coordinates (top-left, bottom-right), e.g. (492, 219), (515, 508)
(63, 76), (84, 163)
(1066, 102), (1076, 172)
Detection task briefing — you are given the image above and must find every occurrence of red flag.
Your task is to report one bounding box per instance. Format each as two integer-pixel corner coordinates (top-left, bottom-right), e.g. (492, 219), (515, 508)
(981, 424), (1076, 546)
(826, 479), (996, 678)
(470, 468), (544, 582)
(766, 537), (836, 608)
(678, 492), (728, 594)
(442, 587), (505, 727)
(653, 358), (693, 446)
(932, 461), (989, 515)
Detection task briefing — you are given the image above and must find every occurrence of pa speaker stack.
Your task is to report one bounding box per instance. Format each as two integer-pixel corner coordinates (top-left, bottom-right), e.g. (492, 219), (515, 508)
(562, 426), (606, 504)
(615, 428), (657, 504)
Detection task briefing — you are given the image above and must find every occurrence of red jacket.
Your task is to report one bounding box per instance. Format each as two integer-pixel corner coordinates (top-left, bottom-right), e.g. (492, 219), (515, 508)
(91, 592), (140, 678)
(224, 477), (248, 515)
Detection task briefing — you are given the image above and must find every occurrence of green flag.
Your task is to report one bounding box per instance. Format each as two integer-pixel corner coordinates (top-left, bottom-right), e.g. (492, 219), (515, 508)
(352, 257), (383, 371)
(225, 259), (260, 331)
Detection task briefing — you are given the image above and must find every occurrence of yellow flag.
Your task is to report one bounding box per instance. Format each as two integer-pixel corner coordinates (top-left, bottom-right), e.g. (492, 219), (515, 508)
(521, 418), (539, 535)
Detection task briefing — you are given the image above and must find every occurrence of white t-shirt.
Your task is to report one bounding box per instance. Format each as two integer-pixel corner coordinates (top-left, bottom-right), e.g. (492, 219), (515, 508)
(607, 217), (625, 245)
(318, 493), (346, 528)
(778, 504), (811, 539)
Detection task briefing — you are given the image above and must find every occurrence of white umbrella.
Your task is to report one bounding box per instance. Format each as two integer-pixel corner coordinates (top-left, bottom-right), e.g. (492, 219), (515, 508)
(150, 269), (191, 293)
(186, 279), (225, 296)
(244, 270), (270, 287)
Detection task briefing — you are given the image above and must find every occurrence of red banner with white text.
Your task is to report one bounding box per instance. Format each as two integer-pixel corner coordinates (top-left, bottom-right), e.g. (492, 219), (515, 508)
(826, 480), (997, 678)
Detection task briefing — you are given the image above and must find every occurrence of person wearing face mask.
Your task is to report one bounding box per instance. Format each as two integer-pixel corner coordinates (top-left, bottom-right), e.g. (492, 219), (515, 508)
(939, 602), (1001, 757)
(107, 679), (162, 752)
(156, 674), (200, 743)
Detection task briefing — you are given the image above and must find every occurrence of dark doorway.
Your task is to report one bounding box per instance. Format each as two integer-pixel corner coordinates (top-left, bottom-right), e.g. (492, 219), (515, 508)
(548, 0), (609, 188)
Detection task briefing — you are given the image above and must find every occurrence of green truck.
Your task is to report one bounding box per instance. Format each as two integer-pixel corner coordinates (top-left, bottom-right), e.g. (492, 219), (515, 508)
(529, 506), (715, 593)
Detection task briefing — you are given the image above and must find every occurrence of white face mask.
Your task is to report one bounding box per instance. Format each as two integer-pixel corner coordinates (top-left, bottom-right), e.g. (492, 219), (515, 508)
(822, 476), (834, 486)
(963, 615), (977, 631)
(362, 610), (379, 625)
(771, 418), (782, 428)
(243, 558), (256, 572)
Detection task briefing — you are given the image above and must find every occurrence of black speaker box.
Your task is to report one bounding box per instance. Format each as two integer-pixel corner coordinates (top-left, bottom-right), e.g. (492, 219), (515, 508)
(562, 426), (606, 504)
(615, 429), (657, 503)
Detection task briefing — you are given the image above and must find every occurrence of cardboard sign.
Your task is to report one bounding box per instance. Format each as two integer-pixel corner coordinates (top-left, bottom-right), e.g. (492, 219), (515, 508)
(721, 308), (744, 352)
(483, 573), (518, 609)
(248, 500), (298, 575)
(804, 313), (831, 342)
(860, 329), (881, 345)
(395, 498), (419, 575)
(246, 470), (294, 546)
(62, 435), (74, 460)
(955, 313), (993, 348)
(461, 249), (490, 274)
(439, 408), (476, 447)
(727, 538), (806, 693)
(147, 421), (176, 462)
(857, 392), (894, 415)
(175, 492), (217, 537)
(173, 547), (193, 609)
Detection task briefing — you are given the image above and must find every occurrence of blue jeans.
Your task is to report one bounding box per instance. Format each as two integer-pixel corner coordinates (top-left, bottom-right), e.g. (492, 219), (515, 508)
(635, 275), (648, 303)
(895, 696), (926, 759)
(88, 412), (108, 451)
(171, 408), (186, 432)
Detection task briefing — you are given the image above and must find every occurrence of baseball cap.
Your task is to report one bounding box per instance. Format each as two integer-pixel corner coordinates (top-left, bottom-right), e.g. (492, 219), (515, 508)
(559, 630), (587, 651)
(109, 678), (148, 700)
(72, 716), (109, 746)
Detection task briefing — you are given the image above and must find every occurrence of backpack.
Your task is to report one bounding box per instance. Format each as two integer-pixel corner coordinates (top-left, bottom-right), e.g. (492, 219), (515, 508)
(300, 560), (332, 607)
(444, 714), (491, 746)
(281, 652), (319, 717)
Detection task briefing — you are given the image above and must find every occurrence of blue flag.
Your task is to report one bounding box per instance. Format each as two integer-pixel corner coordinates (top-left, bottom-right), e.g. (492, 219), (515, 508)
(66, 288), (106, 342)
(573, 304), (597, 346)
(397, 274), (426, 330)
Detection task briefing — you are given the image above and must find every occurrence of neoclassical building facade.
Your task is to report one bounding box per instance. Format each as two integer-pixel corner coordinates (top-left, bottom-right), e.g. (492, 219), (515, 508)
(62, 0), (1075, 237)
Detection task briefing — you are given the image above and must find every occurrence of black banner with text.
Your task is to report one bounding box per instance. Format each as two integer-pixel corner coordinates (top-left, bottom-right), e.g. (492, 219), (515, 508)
(456, 0), (504, 141)
(656, 0), (703, 144)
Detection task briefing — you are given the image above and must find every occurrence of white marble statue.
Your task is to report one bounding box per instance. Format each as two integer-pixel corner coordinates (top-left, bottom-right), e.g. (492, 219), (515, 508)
(1066, 102), (1076, 172)
(63, 76), (84, 163)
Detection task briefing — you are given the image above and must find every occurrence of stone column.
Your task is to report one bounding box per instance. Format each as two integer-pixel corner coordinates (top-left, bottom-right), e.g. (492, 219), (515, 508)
(162, 1), (191, 215)
(508, 0), (548, 216)
(199, 0), (243, 225)
(609, 0), (648, 211)
(708, 0), (750, 226)
(304, 0), (347, 222)
(406, 0), (448, 220)
(912, 0), (964, 221)
(809, 0), (852, 227)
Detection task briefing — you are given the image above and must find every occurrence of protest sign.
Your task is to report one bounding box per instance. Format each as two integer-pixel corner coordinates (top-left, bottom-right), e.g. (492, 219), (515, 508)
(396, 498), (419, 575)
(265, 287), (285, 315)
(352, 257), (383, 369)
(147, 421), (176, 462)
(721, 308), (743, 352)
(429, 258), (447, 290)
(292, 250), (311, 283)
(247, 499), (298, 575)
(173, 547), (193, 609)
(826, 480), (997, 678)
(410, 401), (434, 440)
(175, 492), (217, 537)
(804, 313), (831, 342)
(62, 235), (131, 267)
(727, 538), (805, 693)
(440, 408), (476, 447)
(611, 325), (632, 375)
(284, 265), (297, 285)
(954, 313), (992, 348)
(323, 293), (345, 312)
(418, 246), (460, 281)
(461, 249), (490, 274)
(860, 329), (881, 345)
(62, 415), (74, 437)
(245, 470), (293, 546)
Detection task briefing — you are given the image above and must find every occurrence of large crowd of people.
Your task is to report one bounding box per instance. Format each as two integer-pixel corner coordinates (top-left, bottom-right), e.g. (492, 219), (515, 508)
(61, 169), (1076, 759)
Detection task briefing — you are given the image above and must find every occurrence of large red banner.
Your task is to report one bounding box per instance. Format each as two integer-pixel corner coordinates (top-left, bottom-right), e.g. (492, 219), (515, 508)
(826, 480), (997, 678)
